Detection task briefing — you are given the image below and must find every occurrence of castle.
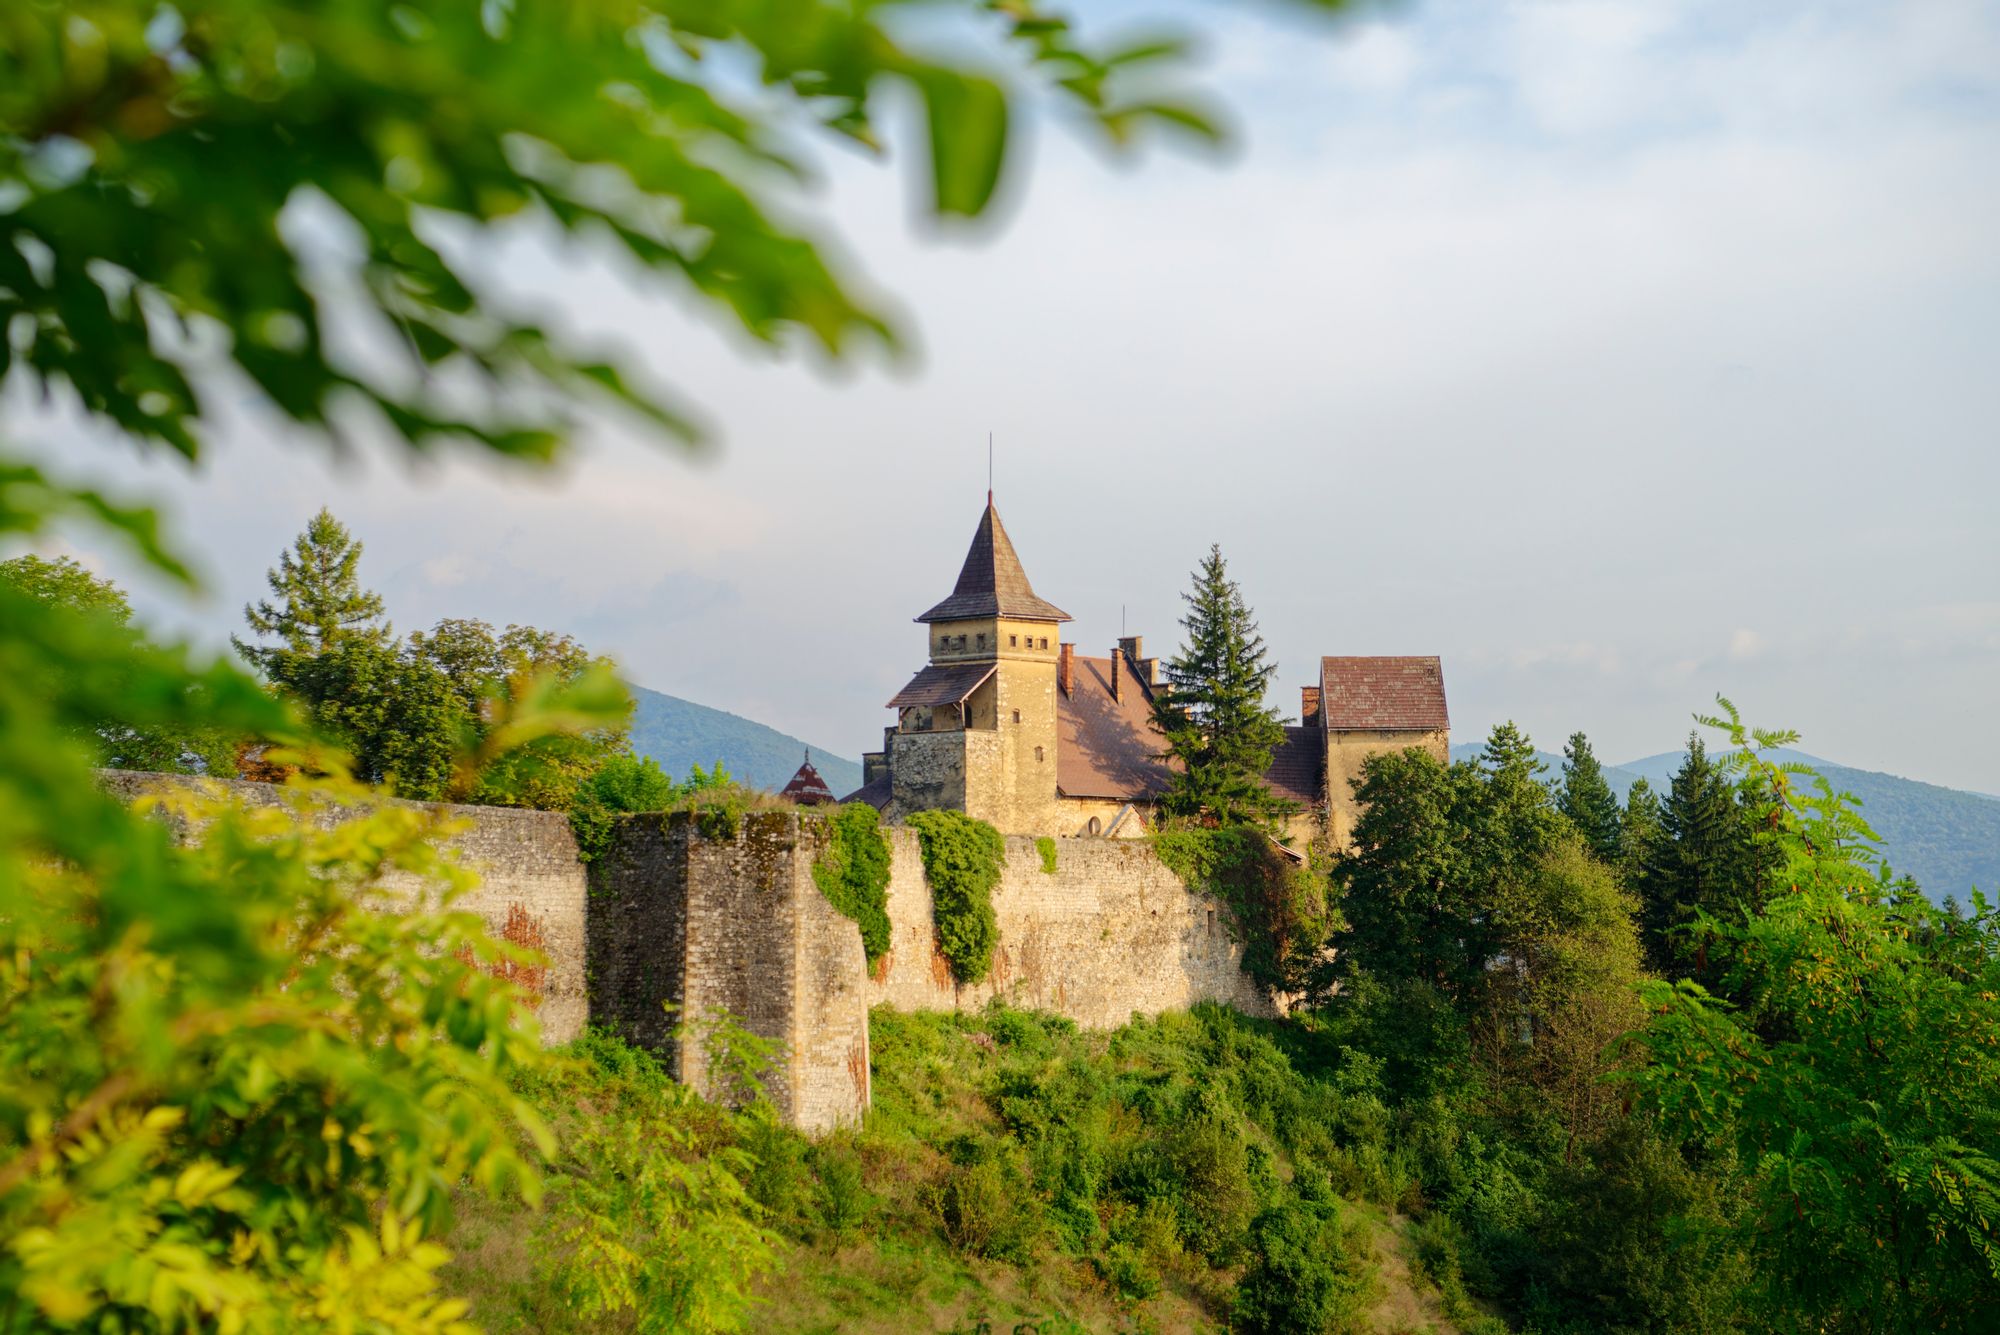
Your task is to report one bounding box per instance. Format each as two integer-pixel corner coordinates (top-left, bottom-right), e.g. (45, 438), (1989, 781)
(838, 500), (1451, 848)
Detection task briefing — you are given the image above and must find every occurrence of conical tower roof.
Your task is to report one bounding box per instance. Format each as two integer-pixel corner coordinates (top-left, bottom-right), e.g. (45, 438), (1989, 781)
(916, 502), (1071, 624)
(779, 753), (837, 806)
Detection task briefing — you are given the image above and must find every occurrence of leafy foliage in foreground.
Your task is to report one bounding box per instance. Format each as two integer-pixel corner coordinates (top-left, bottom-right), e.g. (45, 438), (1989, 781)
(1621, 705), (2000, 1333)
(0, 775), (551, 1330)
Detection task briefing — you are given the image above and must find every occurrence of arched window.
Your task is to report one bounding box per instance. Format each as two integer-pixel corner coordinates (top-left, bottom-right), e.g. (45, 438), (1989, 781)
(1087, 816), (1102, 836)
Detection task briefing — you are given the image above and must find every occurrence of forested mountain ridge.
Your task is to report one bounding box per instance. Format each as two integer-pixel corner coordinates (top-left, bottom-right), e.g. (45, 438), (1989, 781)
(630, 685), (863, 795)
(1451, 741), (1998, 902)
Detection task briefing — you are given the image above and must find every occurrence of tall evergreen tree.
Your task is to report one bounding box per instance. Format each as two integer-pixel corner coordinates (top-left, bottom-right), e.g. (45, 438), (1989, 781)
(234, 508), (389, 674)
(1558, 731), (1623, 864)
(1618, 776), (1664, 885)
(1152, 545), (1291, 826)
(1638, 733), (1757, 984)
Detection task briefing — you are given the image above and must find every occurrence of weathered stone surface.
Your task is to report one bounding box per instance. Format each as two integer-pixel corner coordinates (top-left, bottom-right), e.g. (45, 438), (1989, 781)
(99, 772), (590, 1043)
(100, 774), (1267, 1132)
(866, 829), (1272, 1024)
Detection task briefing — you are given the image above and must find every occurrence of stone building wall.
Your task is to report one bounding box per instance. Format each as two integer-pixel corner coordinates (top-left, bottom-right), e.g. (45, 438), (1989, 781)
(100, 772), (590, 1043)
(1324, 727), (1450, 849)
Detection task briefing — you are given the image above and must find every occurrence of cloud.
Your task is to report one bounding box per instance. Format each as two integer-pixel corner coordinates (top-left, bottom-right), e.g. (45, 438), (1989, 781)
(9, 0), (1998, 791)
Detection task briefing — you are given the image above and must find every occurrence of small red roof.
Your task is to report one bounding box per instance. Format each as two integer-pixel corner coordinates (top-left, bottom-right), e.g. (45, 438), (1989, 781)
(1319, 657), (1449, 732)
(780, 756), (838, 806)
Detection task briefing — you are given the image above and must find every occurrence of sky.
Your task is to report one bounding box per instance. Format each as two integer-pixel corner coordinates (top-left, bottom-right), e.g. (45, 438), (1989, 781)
(13, 0), (2000, 792)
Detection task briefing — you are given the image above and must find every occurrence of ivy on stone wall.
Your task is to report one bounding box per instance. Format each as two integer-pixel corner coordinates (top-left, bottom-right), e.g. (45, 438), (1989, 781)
(1036, 837), (1059, 876)
(810, 804), (894, 966)
(907, 810), (1006, 986)
(1151, 824), (1339, 993)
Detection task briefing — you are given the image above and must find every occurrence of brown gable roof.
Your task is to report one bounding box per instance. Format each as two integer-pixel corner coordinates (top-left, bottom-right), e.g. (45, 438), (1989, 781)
(1057, 653), (1171, 801)
(887, 662), (996, 709)
(916, 502), (1071, 624)
(1319, 656), (1449, 731)
(779, 757), (837, 805)
(839, 774), (893, 810)
(1262, 726), (1325, 806)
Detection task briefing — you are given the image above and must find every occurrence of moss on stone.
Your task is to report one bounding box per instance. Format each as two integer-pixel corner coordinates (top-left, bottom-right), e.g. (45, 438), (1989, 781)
(1035, 836), (1058, 876)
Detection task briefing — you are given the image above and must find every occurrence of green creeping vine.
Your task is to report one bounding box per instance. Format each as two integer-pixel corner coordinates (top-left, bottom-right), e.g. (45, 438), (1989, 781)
(1151, 824), (1334, 993)
(810, 804), (894, 966)
(1036, 836), (1059, 875)
(907, 810), (1006, 985)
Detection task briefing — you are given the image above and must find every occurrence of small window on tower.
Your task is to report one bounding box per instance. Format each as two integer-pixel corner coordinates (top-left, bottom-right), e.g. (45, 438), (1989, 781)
(1009, 635), (1018, 648)
(956, 635), (967, 650)
(1011, 709), (1021, 724)
(977, 633), (986, 650)
(1034, 746), (1045, 762)
(1038, 637), (1048, 650)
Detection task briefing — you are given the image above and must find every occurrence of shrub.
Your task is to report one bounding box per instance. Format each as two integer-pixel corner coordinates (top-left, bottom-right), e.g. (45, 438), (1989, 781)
(1036, 835), (1058, 874)
(810, 803), (894, 964)
(907, 809), (1005, 985)
(1235, 1199), (1375, 1335)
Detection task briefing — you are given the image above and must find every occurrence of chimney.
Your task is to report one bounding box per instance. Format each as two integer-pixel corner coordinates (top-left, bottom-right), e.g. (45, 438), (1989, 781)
(1301, 686), (1321, 726)
(1058, 641), (1074, 696)
(1138, 657), (1159, 685)
(1117, 635), (1143, 662)
(1110, 646), (1121, 702)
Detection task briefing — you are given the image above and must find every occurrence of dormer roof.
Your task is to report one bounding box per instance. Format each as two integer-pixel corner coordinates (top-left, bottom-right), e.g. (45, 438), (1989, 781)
(916, 502), (1071, 624)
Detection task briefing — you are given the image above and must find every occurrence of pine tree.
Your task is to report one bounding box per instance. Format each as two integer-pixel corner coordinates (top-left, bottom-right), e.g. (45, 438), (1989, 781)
(1559, 731), (1623, 864)
(1152, 544), (1291, 826)
(1638, 733), (1756, 984)
(1618, 776), (1663, 885)
(234, 509), (389, 675)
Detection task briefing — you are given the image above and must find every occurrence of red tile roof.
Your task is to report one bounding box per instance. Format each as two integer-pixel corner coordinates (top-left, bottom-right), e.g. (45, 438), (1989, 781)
(1318, 656), (1449, 731)
(1261, 726), (1324, 806)
(780, 757), (838, 805)
(917, 503), (1071, 624)
(1057, 653), (1172, 801)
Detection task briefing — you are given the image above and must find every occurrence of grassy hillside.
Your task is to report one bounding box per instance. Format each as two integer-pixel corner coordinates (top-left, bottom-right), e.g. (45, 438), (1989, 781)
(1450, 741), (1996, 903)
(444, 1007), (1490, 1335)
(629, 684), (862, 796)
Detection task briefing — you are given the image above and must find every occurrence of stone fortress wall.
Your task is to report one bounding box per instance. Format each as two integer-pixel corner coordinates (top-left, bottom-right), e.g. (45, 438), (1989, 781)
(101, 772), (592, 1044)
(108, 774), (1267, 1133)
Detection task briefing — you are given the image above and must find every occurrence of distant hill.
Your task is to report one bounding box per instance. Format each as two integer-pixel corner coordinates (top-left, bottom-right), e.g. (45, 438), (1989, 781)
(1451, 741), (1997, 903)
(629, 686), (862, 797)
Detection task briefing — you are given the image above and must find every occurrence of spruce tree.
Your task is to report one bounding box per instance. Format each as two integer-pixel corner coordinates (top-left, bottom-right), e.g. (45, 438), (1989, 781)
(1152, 544), (1290, 826)
(1618, 776), (1663, 885)
(1638, 733), (1756, 984)
(1559, 731), (1623, 864)
(234, 508), (389, 675)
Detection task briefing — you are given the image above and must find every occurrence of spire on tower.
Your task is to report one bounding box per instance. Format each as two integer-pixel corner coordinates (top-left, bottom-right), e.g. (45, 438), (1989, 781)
(915, 501), (1070, 624)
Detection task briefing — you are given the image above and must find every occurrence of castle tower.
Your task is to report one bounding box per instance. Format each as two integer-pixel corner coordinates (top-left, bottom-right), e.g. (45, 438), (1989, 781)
(883, 501), (1069, 832)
